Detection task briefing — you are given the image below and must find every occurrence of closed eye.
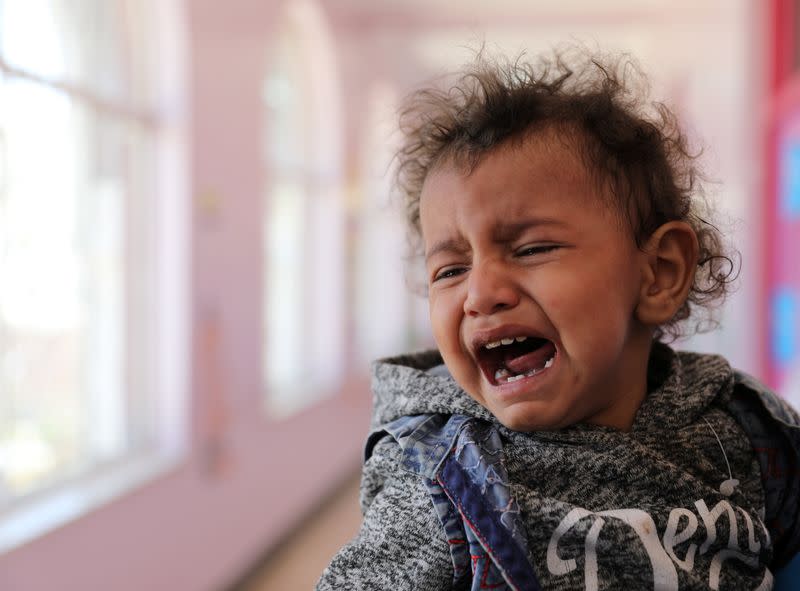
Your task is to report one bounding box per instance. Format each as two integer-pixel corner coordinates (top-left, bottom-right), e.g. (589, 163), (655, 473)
(515, 244), (560, 257)
(432, 266), (468, 282)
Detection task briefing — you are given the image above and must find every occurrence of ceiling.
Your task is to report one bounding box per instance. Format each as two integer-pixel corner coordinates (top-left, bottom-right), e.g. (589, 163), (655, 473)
(326, 0), (672, 31)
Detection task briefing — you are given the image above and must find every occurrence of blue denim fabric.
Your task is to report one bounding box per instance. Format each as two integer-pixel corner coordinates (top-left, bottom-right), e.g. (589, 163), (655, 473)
(378, 415), (541, 591)
(439, 420), (541, 591)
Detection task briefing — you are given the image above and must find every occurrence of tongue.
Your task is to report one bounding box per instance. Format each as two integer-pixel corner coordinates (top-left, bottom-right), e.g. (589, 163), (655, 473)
(504, 341), (556, 374)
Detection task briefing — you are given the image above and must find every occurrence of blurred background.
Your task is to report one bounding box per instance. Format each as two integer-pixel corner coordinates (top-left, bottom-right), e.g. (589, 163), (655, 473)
(0, 0), (799, 589)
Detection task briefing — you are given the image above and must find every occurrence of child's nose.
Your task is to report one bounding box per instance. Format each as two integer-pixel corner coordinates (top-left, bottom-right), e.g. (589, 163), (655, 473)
(463, 261), (520, 316)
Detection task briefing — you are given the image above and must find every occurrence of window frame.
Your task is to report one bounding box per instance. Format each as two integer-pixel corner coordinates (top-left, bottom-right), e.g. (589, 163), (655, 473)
(0, 0), (189, 551)
(261, 0), (347, 418)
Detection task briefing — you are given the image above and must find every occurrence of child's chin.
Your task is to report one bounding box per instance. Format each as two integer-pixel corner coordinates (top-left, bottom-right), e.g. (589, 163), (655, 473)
(493, 403), (569, 432)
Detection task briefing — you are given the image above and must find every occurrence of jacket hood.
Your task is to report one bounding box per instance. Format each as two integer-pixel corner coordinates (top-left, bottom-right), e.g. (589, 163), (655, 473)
(370, 343), (735, 434)
(370, 350), (492, 428)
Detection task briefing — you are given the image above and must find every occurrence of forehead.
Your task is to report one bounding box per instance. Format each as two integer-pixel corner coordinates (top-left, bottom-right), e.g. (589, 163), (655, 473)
(419, 135), (614, 236)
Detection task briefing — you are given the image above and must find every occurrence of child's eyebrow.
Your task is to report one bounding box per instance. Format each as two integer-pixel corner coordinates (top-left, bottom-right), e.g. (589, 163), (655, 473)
(425, 238), (470, 262)
(425, 218), (566, 262)
(491, 218), (567, 242)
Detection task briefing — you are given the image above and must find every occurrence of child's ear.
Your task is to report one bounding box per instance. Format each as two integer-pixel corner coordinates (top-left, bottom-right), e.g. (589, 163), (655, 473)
(635, 221), (699, 326)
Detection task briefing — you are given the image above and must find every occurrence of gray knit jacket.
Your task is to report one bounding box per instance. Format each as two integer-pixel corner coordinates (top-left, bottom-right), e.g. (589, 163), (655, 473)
(316, 346), (796, 590)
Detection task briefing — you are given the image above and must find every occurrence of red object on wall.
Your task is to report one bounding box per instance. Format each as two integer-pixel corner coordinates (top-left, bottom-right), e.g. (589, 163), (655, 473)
(765, 0), (800, 391)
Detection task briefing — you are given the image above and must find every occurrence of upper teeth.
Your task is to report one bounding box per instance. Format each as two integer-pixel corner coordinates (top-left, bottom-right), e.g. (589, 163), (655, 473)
(485, 336), (528, 350)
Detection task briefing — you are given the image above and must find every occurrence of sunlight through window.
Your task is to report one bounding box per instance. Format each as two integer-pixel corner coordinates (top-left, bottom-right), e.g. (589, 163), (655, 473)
(0, 0), (183, 525)
(263, 0), (345, 418)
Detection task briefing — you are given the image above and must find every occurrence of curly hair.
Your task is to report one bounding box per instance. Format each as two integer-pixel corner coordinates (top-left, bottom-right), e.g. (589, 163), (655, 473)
(395, 48), (738, 341)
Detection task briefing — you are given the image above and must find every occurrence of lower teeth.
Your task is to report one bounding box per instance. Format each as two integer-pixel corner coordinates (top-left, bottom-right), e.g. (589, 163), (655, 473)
(494, 355), (554, 383)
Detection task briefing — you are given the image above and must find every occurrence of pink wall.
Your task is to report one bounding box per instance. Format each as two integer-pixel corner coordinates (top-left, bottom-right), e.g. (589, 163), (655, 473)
(0, 402), (368, 590)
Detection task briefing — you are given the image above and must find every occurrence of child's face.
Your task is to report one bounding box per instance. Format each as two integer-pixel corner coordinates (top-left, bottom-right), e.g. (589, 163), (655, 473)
(419, 136), (654, 431)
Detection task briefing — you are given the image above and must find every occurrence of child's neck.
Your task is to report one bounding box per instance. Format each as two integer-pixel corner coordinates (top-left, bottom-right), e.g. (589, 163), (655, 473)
(584, 332), (654, 432)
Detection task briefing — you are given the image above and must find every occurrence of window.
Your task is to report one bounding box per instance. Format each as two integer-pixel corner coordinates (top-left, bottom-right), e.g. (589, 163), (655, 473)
(0, 0), (185, 547)
(263, 0), (345, 417)
(354, 81), (432, 365)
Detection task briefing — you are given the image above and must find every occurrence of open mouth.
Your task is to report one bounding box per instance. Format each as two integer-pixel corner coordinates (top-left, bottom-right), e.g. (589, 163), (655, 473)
(476, 335), (557, 386)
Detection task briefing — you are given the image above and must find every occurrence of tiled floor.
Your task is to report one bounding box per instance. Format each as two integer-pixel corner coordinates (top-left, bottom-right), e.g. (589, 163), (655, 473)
(235, 473), (363, 590)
